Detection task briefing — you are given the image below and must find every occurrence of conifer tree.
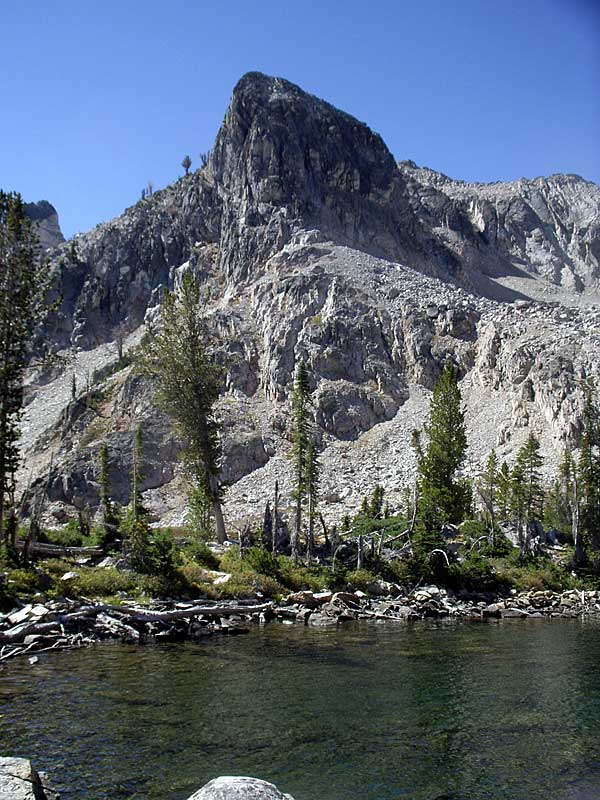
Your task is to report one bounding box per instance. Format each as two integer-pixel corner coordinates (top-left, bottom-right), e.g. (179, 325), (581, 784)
(510, 433), (544, 551)
(478, 449), (499, 540)
(138, 273), (226, 542)
(369, 485), (385, 519)
(418, 362), (470, 528)
(187, 483), (212, 536)
(0, 192), (48, 544)
(496, 461), (511, 521)
(578, 381), (600, 551)
(181, 155), (192, 175)
(98, 441), (118, 546)
(291, 359), (311, 560)
(121, 426), (153, 567)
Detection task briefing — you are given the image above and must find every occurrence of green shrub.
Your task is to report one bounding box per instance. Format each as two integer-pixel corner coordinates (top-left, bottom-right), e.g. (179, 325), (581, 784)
(345, 568), (377, 591)
(322, 565), (349, 590)
(448, 553), (503, 592)
(123, 516), (180, 578)
(183, 540), (220, 570)
(217, 572), (281, 599)
(244, 547), (280, 579)
(39, 558), (73, 579)
(494, 559), (572, 592)
(59, 567), (138, 599)
(6, 568), (44, 596)
(177, 564), (219, 599)
(459, 519), (488, 539)
(275, 556), (328, 592)
(40, 521), (83, 547)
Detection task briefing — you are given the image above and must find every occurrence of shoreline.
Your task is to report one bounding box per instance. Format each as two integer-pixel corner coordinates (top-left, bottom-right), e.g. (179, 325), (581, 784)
(1, 585), (597, 664)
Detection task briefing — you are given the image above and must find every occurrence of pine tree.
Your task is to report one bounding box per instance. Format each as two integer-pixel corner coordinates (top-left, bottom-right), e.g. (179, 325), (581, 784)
(98, 441), (118, 546)
(138, 273), (226, 542)
(518, 433), (544, 521)
(369, 485), (385, 519)
(304, 438), (320, 564)
(418, 362), (470, 528)
(544, 448), (574, 535)
(478, 449), (499, 541)
(511, 433), (544, 551)
(0, 192), (50, 544)
(291, 359), (311, 561)
(263, 502), (273, 550)
(181, 155), (192, 175)
(496, 461), (511, 521)
(578, 381), (600, 551)
(187, 483), (212, 536)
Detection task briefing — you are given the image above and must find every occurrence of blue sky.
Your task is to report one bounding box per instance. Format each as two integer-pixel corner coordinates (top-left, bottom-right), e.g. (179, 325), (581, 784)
(2, 0), (599, 238)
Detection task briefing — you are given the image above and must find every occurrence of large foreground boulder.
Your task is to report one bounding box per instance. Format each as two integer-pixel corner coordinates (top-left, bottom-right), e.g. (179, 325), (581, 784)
(187, 776), (295, 800)
(0, 757), (59, 799)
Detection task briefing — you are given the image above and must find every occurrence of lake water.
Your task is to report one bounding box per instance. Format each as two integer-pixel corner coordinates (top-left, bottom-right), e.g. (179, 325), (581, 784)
(2, 620), (600, 800)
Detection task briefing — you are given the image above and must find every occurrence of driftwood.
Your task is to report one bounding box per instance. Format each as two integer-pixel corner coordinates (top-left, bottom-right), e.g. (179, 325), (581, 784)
(106, 601), (273, 623)
(0, 602), (273, 644)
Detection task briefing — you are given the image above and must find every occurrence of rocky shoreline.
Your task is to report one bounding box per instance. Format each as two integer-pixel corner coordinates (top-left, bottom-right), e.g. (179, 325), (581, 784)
(0, 759), (293, 800)
(1, 585), (597, 664)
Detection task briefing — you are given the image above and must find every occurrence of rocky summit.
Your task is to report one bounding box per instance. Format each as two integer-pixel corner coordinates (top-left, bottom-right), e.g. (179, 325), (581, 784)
(20, 72), (600, 526)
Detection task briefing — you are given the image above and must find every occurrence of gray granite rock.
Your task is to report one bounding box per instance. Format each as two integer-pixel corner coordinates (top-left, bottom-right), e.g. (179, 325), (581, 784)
(187, 776), (294, 800)
(0, 756), (59, 799)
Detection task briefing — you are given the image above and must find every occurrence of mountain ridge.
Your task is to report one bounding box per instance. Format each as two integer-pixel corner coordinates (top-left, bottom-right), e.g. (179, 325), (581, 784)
(17, 71), (600, 526)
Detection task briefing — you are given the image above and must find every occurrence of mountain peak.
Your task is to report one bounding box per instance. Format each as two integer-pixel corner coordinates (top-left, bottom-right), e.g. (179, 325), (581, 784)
(210, 72), (409, 280)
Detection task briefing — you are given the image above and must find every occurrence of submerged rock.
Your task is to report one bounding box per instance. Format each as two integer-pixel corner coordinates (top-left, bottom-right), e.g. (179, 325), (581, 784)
(187, 776), (295, 800)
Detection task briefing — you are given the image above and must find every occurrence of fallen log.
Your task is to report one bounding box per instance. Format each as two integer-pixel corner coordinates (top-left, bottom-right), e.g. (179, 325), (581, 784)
(15, 539), (104, 558)
(0, 602), (273, 643)
(106, 602), (273, 623)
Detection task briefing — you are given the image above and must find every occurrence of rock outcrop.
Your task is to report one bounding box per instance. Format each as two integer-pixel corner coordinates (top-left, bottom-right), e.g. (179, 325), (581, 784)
(25, 200), (65, 251)
(18, 72), (600, 525)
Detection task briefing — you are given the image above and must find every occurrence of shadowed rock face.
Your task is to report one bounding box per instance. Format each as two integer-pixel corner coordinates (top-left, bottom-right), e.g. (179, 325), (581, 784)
(19, 72), (600, 523)
(209, 72), (429, 281)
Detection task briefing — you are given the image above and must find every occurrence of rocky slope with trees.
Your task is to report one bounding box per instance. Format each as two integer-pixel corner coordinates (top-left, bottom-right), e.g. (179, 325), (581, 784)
(8, 71), (600, 538)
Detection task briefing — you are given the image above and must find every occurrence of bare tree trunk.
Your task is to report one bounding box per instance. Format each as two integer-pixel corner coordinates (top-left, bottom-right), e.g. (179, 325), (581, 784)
(330, 525), (339, 558)
(212, 499), (226, 544)
(572, 473), (584, 568)
(357, 534), (363, 569)
(239, 522), (250, 556)
(208, 474), (226, 543)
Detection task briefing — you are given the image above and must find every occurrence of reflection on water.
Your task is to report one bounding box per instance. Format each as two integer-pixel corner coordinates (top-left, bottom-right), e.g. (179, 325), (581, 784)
(2, 620), (600, 800)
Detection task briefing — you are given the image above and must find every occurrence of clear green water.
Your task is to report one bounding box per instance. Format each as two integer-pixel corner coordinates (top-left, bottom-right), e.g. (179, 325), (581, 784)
(2, 620), (600, 800)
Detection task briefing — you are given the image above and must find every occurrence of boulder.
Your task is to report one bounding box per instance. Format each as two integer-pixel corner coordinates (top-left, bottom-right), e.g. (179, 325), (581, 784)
(187, 776), (294, 800)
(331, 591), (360, 608)
(308, 612), (338, 627)
(285, 590), (321, 608)
(0, 757), (59, 800)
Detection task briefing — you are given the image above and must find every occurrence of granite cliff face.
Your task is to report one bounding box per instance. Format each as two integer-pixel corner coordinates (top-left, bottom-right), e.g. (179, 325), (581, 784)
(19, 72), (600, 525)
